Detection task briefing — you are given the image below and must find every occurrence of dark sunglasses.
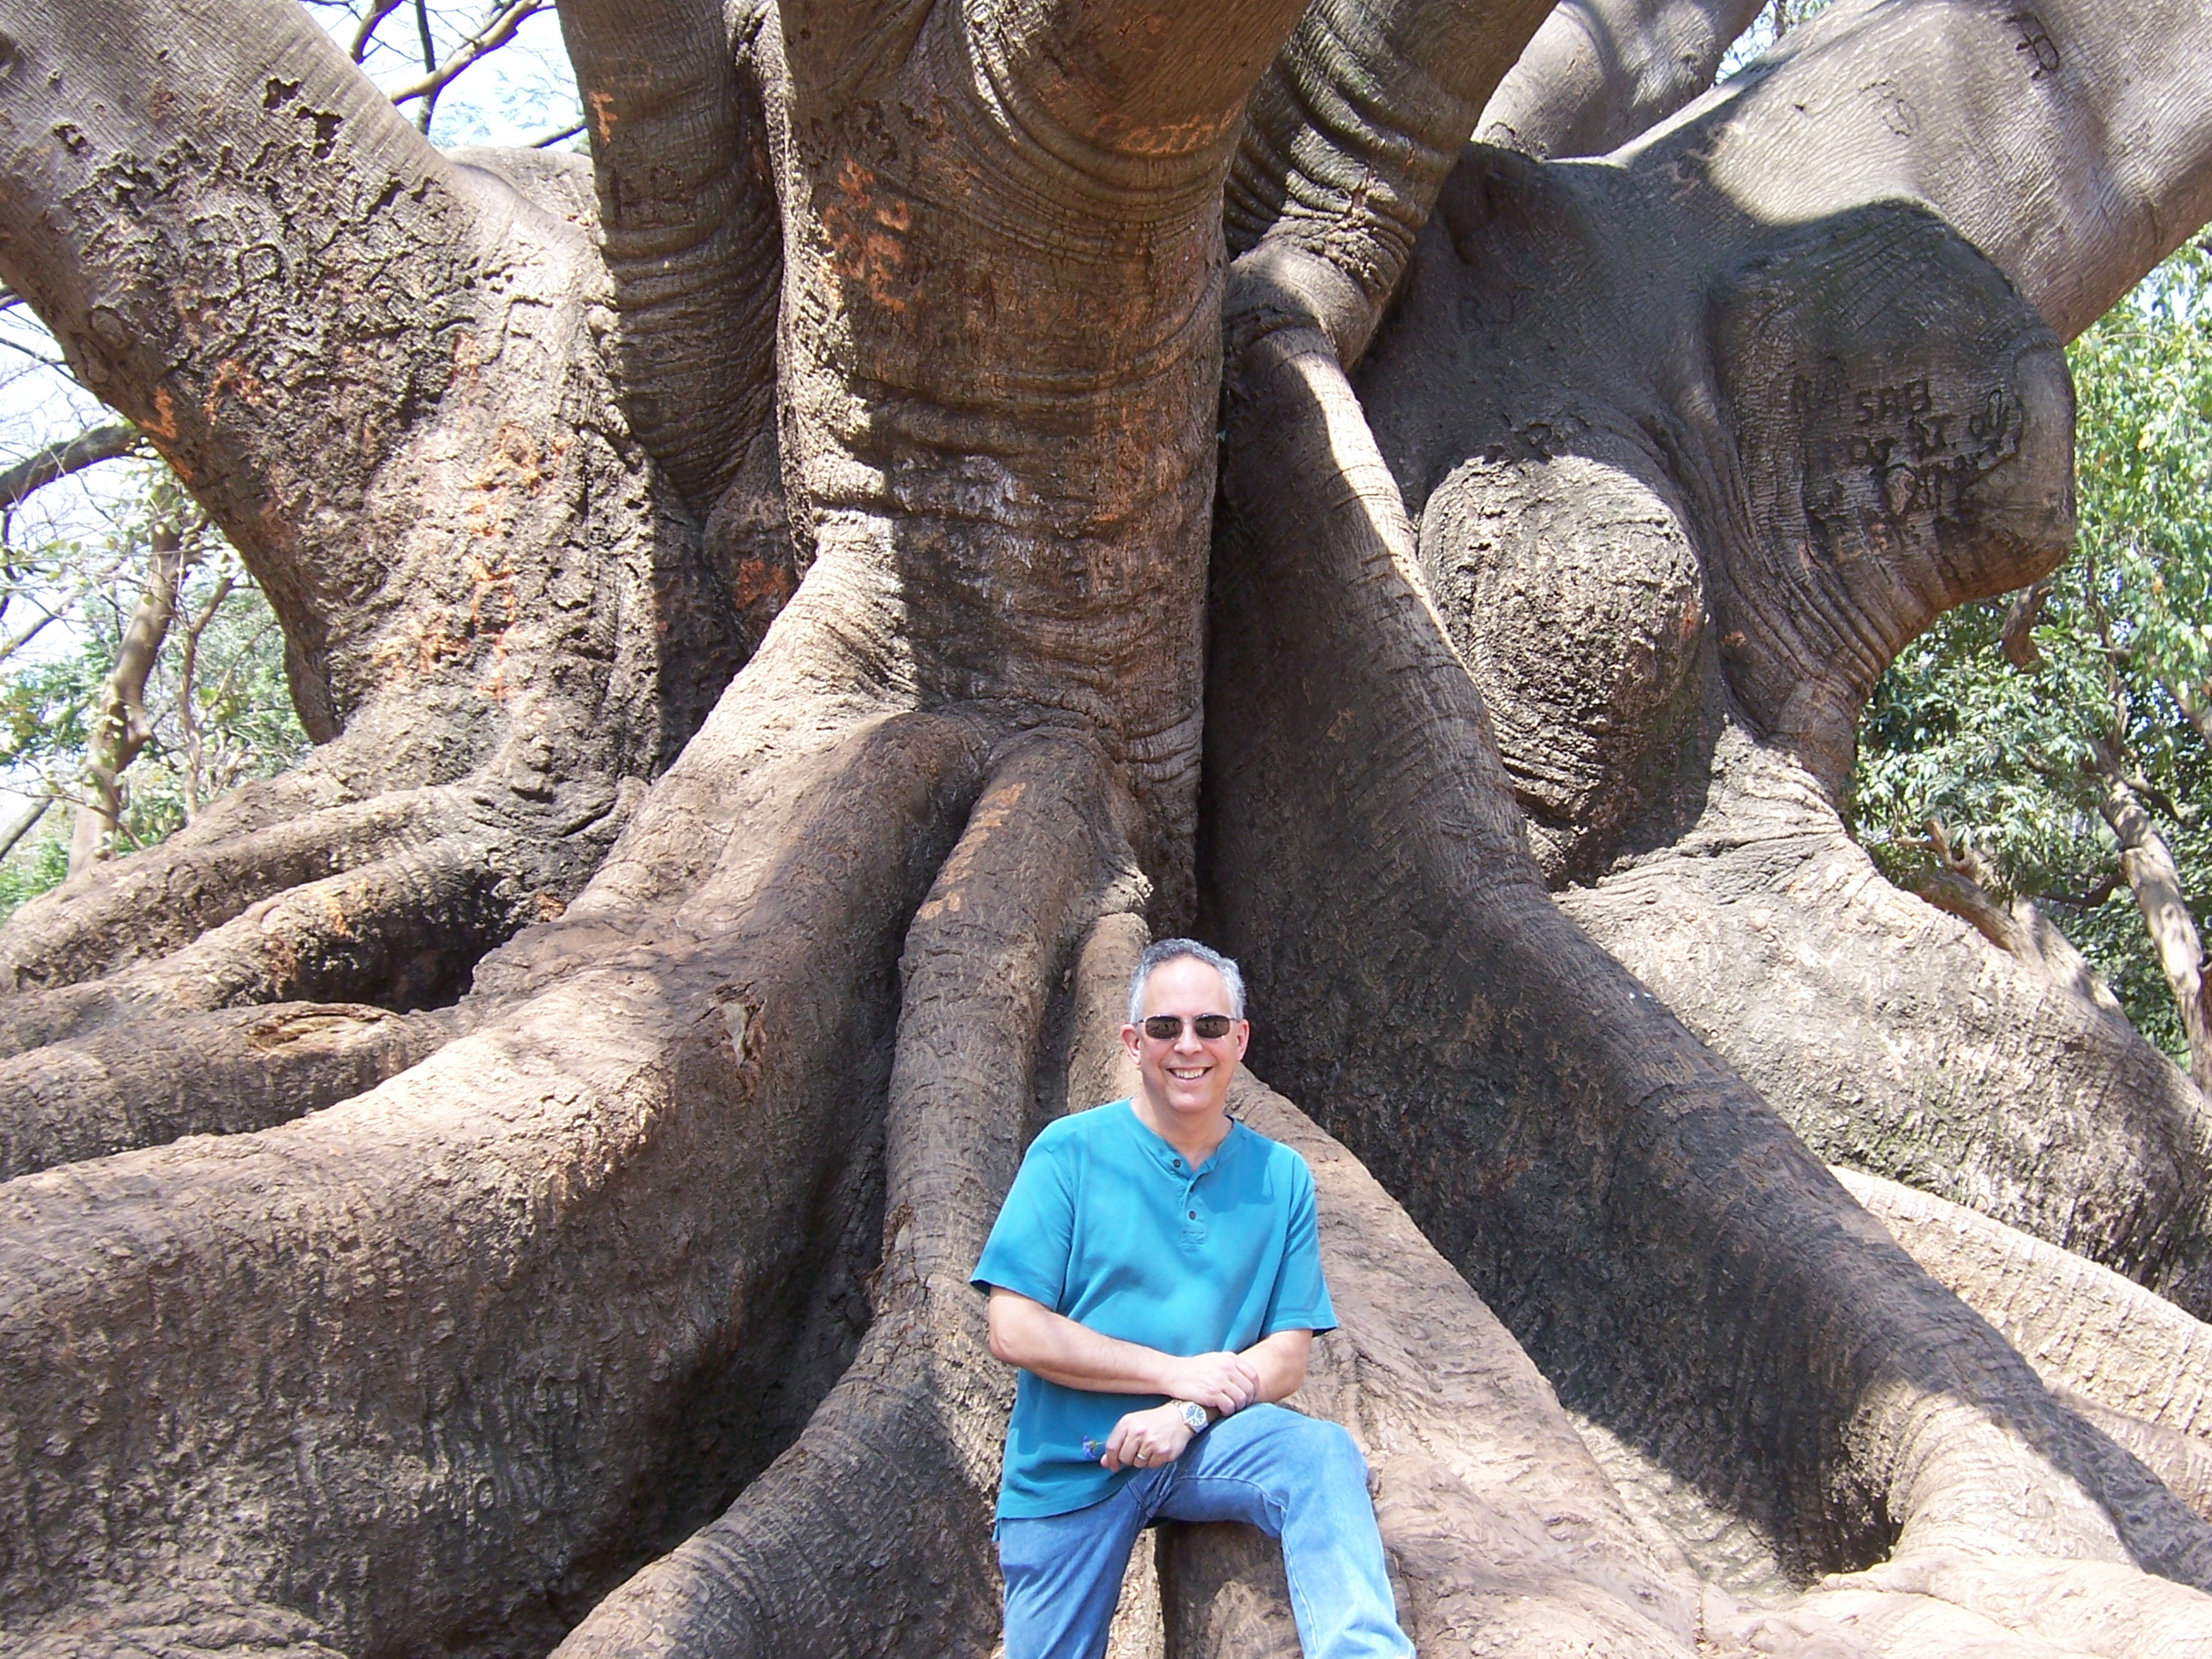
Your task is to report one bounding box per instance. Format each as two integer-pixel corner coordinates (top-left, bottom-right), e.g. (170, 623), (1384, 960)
(1140, 1014), (1237, 1041)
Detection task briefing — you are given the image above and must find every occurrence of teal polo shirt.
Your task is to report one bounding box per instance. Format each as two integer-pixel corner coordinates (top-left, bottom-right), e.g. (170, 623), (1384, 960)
(969, 1098), (1335, 1519)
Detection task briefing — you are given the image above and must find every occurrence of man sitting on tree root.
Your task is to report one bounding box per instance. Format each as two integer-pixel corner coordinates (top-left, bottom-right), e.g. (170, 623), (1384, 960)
(974, 938), (1413, 1658)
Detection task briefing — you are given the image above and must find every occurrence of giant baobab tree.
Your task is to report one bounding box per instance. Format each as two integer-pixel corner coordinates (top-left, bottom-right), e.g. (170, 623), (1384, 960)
(7, 0), (2212, 1653)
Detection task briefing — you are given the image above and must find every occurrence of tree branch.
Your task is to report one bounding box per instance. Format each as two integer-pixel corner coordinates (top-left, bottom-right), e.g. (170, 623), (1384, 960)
(0, 605), (66, 671)
(386, 0), (545, 112)
(70, 507), (187, 873)
(784, 0), (1311, 161)
(174, 566), (234, 823)
(0, 0), (592, 737)
(1891, 820), (2123, 1014)
(1678, 0), (2212, 341)
(2162, 675), (2212, 753)
(554, 0), (781, 508)
(2001, 579), (2051, 670)
(349, 0), (407, 64)
(0, 423), (141, 513)
(0, 794), (51, 864)
(1228, 0), (1559, 366)
(1479, 0), (1767, 160)
(411, 0), (438, 132)
(2026, 872), (2124, 910)
(0, 0), (465, 483)
(2091, 740), (2212, 1088)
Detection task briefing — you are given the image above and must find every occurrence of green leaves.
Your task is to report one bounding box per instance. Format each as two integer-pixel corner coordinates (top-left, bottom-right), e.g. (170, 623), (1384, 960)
(1854, 243), (2212, 1064)
(0, 463), (306, 916)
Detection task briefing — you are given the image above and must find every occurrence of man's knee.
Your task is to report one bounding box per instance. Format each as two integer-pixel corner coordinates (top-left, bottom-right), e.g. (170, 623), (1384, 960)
(1256, 1410), (1370, 1502)
(1302, 1417), (1371, 1492)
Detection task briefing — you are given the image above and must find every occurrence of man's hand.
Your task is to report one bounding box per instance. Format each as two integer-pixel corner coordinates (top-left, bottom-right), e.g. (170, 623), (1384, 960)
(1157, 1350), (1261, 1417)
(1099, 1403), (1194, 1471)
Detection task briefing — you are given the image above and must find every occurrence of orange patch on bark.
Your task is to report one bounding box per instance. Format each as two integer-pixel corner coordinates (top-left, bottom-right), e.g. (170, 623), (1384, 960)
(465, 426), (547, 546)
(141, 386), (179, 443)
(205, 357), (270, 426)
(822, 155), (915, 313)
(448, 330), (483, 395)
(731, 555), (795, 614)
(263, 931), (301, 997)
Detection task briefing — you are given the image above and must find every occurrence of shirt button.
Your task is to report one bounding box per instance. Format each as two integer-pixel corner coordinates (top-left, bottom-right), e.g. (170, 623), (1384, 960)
(1172, 1159), (1182, 1168)
(1188, 1210), (1197, 1219)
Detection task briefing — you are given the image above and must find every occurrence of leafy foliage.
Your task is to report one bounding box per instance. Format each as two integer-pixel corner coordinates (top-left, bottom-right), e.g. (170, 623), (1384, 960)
(1853, 242), (2212, 1063)
(0, 467), (307, 920)
(0, 833), (68, 921)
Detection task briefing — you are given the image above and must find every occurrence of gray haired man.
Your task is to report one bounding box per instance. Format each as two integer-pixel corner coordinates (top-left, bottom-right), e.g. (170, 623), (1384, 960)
(971, 938), (1414, 1658)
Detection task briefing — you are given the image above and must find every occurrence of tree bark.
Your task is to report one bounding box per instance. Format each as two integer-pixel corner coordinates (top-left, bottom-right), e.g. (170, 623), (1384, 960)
(6, 0), (2212, 1652)
(0, 0), (1344, 1648)
(551, 736), (1148, 1658)
(1477, 0), (1767, 158)
(553, 0), (781, 514)
(1352, 0), (2212, 1312)
(0, 0), (767, 1012)
(1227, 0), (1558, 365)
(1838, 1165), (2212, 1521)
(1205, 313), (2212, 1626)
(1898, 842), (2119, 1020)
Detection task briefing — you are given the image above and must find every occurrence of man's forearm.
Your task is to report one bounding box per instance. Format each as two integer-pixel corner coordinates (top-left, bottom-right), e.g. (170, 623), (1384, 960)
(1237, 1328), (1312, 1406)
(986, 1290), (1262, 1413)
(989, 1295), (1187, 1395)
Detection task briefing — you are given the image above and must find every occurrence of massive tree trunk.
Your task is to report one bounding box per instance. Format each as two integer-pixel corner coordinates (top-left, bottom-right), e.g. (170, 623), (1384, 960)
(6, 0), (2212, 1655)
(1359, 0), (2212, 1316)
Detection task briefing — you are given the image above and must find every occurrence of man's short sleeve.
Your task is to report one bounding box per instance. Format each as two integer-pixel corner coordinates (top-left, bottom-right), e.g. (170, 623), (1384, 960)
(970, 1129), (1076, 1310)
(1261, 1155), (1335, 1335)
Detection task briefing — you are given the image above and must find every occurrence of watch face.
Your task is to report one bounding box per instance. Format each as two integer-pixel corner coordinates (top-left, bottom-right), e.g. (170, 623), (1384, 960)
(1180, 1401), (1207, 1432)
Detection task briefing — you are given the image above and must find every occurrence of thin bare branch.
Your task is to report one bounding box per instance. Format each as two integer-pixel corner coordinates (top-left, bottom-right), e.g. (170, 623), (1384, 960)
(175, 564), (236, 823)
(0, 607), (64, 670)
(531, 119), (585, 149)
(2028, 872), (2125, 910)
(0, 424), (139, 512)
(412, 0), (438, 130)
(387, 0), (546, 111)
(0, 795), (50, 864)
(0, 335), (68, 370)
(350, 0), (408, 62)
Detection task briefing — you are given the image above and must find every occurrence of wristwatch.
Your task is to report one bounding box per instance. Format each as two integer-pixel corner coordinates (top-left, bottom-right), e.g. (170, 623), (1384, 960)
(1174, 1399), (1210, 1435)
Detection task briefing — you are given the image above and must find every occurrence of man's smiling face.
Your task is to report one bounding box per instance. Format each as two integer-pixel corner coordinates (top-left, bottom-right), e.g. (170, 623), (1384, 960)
(1122, 956), (1250, 1128)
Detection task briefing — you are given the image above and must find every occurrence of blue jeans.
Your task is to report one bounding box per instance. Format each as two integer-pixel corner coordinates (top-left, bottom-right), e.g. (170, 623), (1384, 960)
(996, 1403), (1412, 1659)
